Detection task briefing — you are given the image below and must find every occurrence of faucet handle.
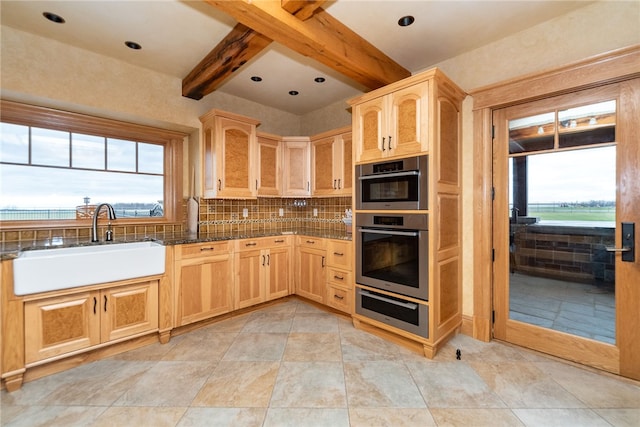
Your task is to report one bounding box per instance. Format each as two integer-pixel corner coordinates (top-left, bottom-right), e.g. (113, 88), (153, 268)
(105, 223), (114, 242)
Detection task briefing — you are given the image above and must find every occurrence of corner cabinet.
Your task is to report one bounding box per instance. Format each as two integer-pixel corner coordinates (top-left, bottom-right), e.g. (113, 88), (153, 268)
(200, 109), (260, 199)
(281, 137), (311, 197)
(257, 132), (282, 197)
(349, 67), (467, 359)
(311, 127), (353, 197)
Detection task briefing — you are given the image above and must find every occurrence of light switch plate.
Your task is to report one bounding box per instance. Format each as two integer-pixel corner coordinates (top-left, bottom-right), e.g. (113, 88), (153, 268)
(279, 208), (284, 217)
(313, 208), (318, 217)
(242, 208), (248, 218)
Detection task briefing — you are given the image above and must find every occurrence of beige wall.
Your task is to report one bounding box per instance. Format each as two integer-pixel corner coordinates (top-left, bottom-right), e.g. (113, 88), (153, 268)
(2, 1), (638, 317)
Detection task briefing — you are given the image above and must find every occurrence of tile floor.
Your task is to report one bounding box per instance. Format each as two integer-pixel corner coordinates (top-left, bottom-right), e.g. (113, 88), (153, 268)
(510, 273), (616, 344)
(1, 298), (639, 427)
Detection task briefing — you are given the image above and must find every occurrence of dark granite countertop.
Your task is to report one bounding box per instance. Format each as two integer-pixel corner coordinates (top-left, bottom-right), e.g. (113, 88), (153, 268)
(0, 228), (352, 261)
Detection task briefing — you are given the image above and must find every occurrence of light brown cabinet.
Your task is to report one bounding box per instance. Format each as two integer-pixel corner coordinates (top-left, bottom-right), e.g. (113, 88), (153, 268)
(353, 82), (428, 163)
(200, 109), (260, 199)
(281, 137), (311, 197)
(174, 241), (234, 326)
(257, 132), (281, 197)
(295, 237), (327, 304)
(311, 127), (352, 197)
(325, 239), (353, 314)
(24, 281), (158, 364)
(235, 236), (292, 309)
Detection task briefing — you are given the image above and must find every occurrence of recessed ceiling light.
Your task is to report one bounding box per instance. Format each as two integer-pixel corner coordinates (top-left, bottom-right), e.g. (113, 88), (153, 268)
(314, 77), (326, 83)
(398, 15), (415, 27)
(43, 12), (65, 24)
(251, 76), (262, 82)
(124, 41), (142, 50)
(289, 91), (299, 96)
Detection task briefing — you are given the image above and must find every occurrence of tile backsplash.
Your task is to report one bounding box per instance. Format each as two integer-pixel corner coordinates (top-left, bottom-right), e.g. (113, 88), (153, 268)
(1, 197), (353, 246)
(197, 196), (353, 234)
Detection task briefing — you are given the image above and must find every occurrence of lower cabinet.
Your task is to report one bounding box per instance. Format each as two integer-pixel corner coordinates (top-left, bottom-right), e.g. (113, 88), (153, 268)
(295, 237), (327, 303)
(235, 236), (292, 309)
(24, 280), (158, 364)
(325, 239), (353, 314)
(174, 241), (234, 326)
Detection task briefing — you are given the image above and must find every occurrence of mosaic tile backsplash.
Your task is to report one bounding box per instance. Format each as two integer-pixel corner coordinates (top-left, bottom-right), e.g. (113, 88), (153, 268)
(1, 197), (352, 246)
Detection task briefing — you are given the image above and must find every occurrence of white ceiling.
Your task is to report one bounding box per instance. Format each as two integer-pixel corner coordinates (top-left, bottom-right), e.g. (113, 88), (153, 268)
(1, 1), (592, 115)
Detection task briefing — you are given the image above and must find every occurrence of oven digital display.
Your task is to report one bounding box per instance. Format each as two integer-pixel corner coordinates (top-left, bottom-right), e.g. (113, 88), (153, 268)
(373, 216), (404, 226)
(373, 160), (403, 173)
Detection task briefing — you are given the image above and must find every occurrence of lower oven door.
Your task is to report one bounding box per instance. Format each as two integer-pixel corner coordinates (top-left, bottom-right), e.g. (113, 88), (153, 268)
(356, 287), (429, 339)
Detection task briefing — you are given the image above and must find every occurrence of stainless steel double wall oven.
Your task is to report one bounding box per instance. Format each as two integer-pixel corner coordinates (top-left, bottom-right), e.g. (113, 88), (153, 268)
(355, 155), (430, 339)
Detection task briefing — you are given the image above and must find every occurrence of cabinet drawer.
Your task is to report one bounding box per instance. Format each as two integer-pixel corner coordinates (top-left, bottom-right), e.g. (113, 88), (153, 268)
(179, 241), (231, 258)
(297, 236), (326, 250)
(327, 267), (352, 288)
(326, 285), (352, 314)
(261, 235), (291, 248)
(327, 240), (352, 269)
(235, 238), (269, 251)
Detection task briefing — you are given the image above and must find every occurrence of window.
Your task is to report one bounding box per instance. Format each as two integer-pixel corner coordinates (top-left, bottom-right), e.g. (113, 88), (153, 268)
(0, 101), (185, 224)
(508, 100), (616, 224)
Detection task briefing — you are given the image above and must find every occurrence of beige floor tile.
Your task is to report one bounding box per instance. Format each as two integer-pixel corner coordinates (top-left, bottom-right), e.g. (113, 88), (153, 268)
(161, 331), (236, 362)
(191, 361), (279, 407)
(110, 340), (178, 361)
(594, 409), (640, 427)
(290, 313), (340, 333)
(113, 361), (214, 407)
(344, 361), (425, 408)
(535, 361), (640, 408)
(437, 333), (529, 362)
(177, 407), (266, 427)
(222, 333), (288, 361)
(430, 408), (524, 427)
(470, 361), (586, 408)
(1, 405), (106, 427)
(195, 314), (250, 333)
(512, 408), (612, 426)
(283, 332), (342, 362)
(241, 313), (294, 333)
(264, 408), (349, 427)
(91, 407), (187, 427)
(340, 328), (403, 361)
(270, 362), (347, 408)
(406, 361), (506, 408)
(349, 407), (437, 426)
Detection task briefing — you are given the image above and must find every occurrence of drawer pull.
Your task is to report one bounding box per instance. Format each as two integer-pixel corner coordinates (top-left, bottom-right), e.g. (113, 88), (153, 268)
(245, 242), (257, 246)
(200, 247), (215, 251)
(334, 275), (344, 280)
(274, 239), (285, 243)
(334, 294), (344, 300)
(333, 252), (344, 256)
(306, 240), (315, 244)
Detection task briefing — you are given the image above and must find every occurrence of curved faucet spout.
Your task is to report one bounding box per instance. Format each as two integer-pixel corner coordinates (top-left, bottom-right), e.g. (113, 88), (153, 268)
(91, 203), (117, 242)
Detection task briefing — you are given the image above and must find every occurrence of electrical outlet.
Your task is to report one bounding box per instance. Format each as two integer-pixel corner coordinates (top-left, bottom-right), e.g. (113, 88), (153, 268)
(242, 208), (248, 218)
(313, 208), (318, 217)
(279, 208), (284, 217)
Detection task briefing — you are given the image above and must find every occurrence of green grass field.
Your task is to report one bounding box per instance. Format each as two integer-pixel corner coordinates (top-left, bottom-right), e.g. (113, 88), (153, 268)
(527, 206), (615, 222)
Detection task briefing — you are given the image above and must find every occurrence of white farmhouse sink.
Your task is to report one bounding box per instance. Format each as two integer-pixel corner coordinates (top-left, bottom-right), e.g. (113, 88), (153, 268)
(13, 241), (165, 296)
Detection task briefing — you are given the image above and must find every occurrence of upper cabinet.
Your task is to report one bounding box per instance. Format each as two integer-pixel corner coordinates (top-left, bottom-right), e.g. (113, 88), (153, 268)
(281, 137), (311, 197)
(310, 127), (352, 197)
(200, 109), (260, 199)
(350, 69), (464, 164)
(257, 132), (281, 197)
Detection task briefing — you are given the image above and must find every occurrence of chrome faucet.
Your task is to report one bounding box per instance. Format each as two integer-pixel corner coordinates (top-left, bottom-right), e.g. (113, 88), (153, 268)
(91, 203), (117, 242)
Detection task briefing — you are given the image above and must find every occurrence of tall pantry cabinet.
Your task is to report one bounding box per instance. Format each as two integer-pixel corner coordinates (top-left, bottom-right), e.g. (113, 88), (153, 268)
(349, 67), (466, 358)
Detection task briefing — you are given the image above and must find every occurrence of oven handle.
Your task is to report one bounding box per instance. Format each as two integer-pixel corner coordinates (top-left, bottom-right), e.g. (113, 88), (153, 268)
(357, 227), (419, 237)
(360, 289), (418, 310)
(357, 170), (419, 180)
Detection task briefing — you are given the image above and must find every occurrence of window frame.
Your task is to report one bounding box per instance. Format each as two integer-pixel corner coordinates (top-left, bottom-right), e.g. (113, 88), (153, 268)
(0, 100), (185, 228)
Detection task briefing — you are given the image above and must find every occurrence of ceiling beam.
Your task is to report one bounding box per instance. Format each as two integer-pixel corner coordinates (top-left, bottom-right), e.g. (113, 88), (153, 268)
(182, 23), (271, 100)
(281, 0), (327, 20)
(205, 0), (411, 91)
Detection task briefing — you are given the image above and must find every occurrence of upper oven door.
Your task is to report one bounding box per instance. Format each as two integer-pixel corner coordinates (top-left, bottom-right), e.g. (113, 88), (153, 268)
(356, 156), (428, 210)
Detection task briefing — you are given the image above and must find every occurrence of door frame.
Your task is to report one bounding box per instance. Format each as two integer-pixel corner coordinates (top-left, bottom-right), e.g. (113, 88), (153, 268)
(469, 45), (640, 377)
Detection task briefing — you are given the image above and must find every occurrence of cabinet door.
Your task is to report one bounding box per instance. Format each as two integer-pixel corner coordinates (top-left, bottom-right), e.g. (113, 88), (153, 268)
(282, 137), (310, 196)
(311, 136), (336, 196)
(266, 246), (291, 301)
(338, 132), (353, 195)
(296, 248), (326, 303)
(257, 134), (281, 196)
(216, 116), (256, 198)
(389, 83), (429, 157)
(24, 292), (100, 364)
(177, 254), (234, 326)
(354, 97), (385, 163)
(235, 249), (265, 309)
(101, 281), (159, 342)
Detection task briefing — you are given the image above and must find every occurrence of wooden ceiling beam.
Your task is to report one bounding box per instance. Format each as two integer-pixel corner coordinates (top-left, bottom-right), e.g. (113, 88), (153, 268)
(281, 0), (327, 20)
(182, 23), (271, 100)
(205, 0), (411, 91)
